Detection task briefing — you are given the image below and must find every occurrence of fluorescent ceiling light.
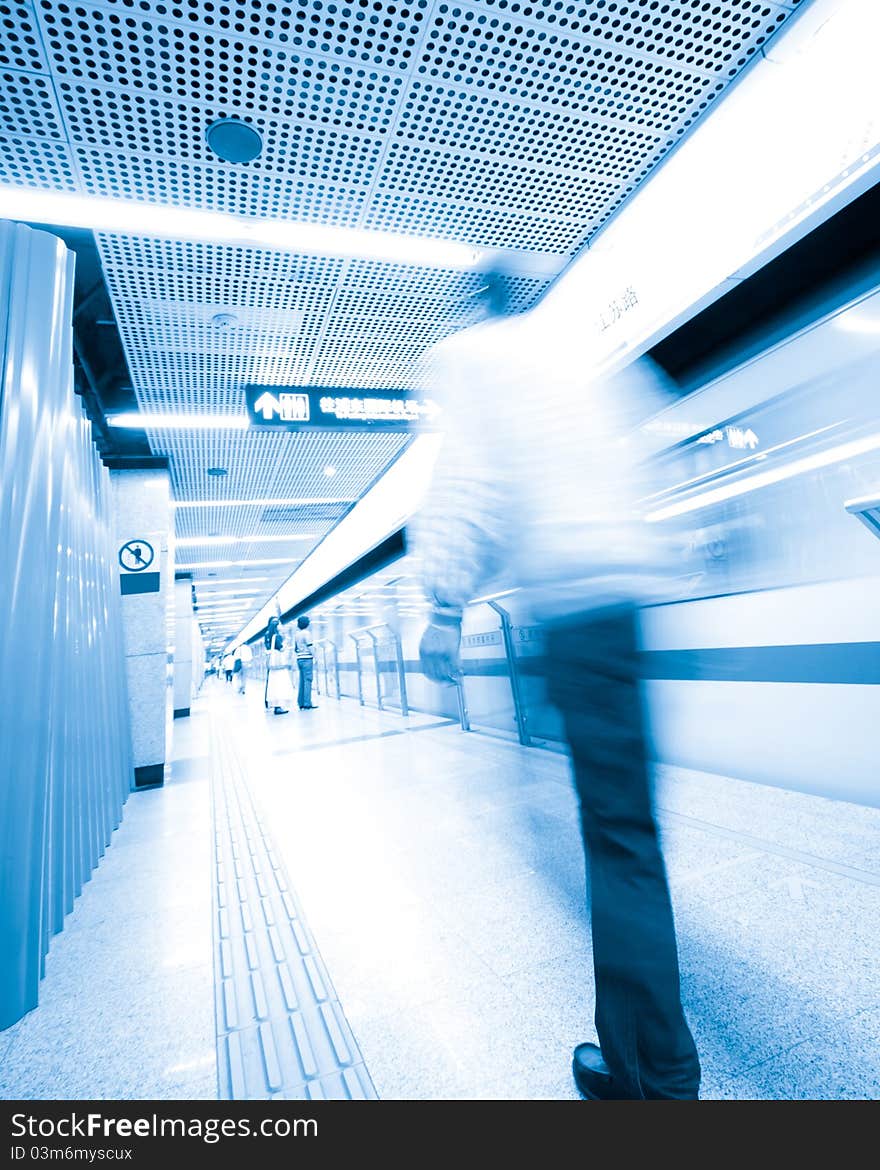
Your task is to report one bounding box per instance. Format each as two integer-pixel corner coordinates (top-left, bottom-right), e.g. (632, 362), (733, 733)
(186, 576), (274, 586)
(646, 430), (880, 522)
(192, 588), (264, 597)
(108, 413), (249, 430)
(0, 186), (483, 268)
(178, 558), (295, 568)
(195, 601), (253, 610)
(175, 497), (352, 509)
(177, 534), (316, 546)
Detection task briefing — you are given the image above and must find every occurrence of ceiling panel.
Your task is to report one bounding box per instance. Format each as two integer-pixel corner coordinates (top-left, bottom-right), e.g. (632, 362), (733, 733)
(2, 0), (804, 643)
(0, 2), (48, 71)
(156, 429), (410, 500)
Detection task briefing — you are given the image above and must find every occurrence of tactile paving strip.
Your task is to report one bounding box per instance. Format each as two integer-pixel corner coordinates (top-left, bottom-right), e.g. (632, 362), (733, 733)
(209, 717), (378, 1100)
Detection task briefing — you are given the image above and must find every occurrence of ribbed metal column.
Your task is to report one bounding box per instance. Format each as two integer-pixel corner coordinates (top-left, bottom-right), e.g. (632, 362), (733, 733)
(0, 222), (132, 1030)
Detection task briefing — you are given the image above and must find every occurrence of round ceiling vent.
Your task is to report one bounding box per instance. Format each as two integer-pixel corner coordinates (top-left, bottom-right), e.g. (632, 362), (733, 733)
(210, 312), (239, 329)
(205, 118), (263, 164)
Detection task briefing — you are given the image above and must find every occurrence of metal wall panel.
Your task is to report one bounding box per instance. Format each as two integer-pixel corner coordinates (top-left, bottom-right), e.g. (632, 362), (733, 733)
(0, 220), (132, 1030)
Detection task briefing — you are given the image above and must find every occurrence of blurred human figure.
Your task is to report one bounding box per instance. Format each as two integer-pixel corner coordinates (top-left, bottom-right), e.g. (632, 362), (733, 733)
(234, 642), (253, 694)
(415, 272), (700, 1101)
(222, 652), (234, 683)
(264, 617), (294, 715)
(294, 615), (317, 710)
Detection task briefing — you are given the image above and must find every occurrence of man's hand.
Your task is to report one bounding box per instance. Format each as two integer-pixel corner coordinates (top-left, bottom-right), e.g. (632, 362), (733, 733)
(419, 616), (462, 684)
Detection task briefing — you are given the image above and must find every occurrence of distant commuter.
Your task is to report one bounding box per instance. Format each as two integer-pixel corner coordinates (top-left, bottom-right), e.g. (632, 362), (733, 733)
(264, 617), (294, 715)
(294, 615), (317, 710)
(234, 642), (253, 694)
(414, 270), (700, 1100)
(222, 652), (234, 683)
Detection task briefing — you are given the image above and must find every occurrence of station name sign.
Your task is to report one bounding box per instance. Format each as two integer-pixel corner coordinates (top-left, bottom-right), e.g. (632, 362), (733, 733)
(245, 386), (440, 432)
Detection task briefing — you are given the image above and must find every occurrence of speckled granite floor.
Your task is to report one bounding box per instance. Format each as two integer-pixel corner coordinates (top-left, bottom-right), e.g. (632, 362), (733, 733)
(2, 680), (879, 1099)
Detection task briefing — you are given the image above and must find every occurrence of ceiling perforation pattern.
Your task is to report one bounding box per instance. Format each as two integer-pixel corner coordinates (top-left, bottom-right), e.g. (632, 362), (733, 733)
(2, 0), (803, 625)
(56, 81), (393, 178)
(97, 234), (346, 309)
(454, 0), (795, 74)
(76, 152), (368, 223)
(158, 428), (409, 494)
(176, 500), (354, 541)
(0, 68), (65, 138)
(37, 0), (433, 76)
(0, 131), (79, 187)
(396, 78), (691, 158)
(0, 3), (48, 70)
(361, 194), (591, 251)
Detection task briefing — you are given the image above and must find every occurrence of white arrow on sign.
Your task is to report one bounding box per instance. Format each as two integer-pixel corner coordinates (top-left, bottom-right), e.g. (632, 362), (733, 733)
(253, 391), (281, 420)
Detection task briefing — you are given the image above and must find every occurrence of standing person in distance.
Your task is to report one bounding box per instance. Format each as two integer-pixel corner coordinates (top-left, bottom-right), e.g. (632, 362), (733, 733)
(234, 642), (253, 695)
(294, 615), (317, 710)
(264, 616), (294, 716)
(414, 269), (700, 1101)
(222, 651), (234, 683)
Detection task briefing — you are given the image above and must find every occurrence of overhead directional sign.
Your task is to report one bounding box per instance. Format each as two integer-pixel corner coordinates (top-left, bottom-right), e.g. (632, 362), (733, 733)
(245, 386), (441, 432)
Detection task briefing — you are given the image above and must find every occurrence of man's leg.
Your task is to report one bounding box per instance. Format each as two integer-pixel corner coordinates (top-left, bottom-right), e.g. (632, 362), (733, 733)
(302, 659), (314, 707)
(545, 604), (699, 1100)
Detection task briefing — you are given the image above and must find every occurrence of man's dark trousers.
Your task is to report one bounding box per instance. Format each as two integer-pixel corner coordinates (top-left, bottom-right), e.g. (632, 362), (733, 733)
(545, 602), (700, 1099)
(297, 656), (314, 708)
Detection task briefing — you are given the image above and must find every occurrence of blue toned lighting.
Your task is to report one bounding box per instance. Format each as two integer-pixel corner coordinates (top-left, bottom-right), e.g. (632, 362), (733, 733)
(108, 413), (249, 430)
(0, 186), (484, 269)
(174, 497), (350, 509)
(646, 430), (880, 522)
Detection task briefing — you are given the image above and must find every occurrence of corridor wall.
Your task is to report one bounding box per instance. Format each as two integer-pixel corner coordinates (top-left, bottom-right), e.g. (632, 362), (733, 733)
(0, 222), (132, 1030)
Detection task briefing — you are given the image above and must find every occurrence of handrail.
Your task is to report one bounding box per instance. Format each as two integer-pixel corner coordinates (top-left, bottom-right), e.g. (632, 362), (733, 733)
(487, 599), (530, 747)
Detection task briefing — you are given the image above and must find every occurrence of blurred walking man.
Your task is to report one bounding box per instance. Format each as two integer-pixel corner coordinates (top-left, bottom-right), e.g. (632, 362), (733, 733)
(415, 273), (700, 1101)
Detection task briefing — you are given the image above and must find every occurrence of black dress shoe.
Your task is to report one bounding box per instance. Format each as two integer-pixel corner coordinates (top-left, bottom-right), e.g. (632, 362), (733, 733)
(273, 706), (289, 715)
(573, 1043), (639, 1100)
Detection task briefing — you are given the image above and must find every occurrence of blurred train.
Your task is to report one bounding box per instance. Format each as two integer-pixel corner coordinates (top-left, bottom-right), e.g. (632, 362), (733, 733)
(308, 253), (880, 808)
(637, 264), (880, 807)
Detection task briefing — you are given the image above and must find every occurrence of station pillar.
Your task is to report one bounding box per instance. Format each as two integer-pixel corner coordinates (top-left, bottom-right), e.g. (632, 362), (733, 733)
(110, 467), (174, 790)
(173, 575), (195, 720)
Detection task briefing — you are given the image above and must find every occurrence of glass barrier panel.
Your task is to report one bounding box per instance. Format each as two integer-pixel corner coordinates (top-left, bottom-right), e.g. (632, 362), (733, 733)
(459, 602), (519, 741)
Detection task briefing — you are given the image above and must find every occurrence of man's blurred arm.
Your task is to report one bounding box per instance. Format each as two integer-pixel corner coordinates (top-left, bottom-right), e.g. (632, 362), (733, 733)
(412, 334), (510, 681)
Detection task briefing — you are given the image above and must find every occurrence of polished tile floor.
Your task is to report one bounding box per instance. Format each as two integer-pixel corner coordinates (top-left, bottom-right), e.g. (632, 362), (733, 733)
(2, 677), (879, 1100)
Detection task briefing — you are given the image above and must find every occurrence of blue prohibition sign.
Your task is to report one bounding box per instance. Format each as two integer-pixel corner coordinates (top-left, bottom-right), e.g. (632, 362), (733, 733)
(119, 539), (155, 572)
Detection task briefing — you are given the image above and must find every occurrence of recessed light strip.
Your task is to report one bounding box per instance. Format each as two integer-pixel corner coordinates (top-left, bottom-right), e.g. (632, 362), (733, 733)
(176, 534), (316, 546)
(0, 187), (483, 269)
(192, 588), (264, 598)
(178, 558), (296, 568)
(184, 577), (274, 586)
(175, 498), (353, 508)
(109, 413), (249, 430)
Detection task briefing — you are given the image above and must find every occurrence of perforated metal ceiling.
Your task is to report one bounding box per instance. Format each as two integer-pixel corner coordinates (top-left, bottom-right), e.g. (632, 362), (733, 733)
(1, 0), (804, 641)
